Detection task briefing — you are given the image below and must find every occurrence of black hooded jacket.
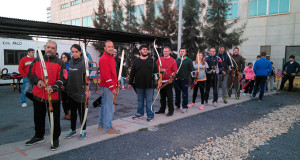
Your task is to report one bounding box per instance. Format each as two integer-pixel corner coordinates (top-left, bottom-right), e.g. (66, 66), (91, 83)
(66, 55), (87, 103)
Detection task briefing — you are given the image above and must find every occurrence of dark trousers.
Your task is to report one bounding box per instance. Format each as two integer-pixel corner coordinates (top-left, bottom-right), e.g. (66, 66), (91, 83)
(252, 76), (267, 100)
(244, 79), (254, 94)
(205, 73), (218, 102)
(174, 79), (189, 109)
(33, 100), (61, 140)
(61, 91), (69, 116)
(159, 83), (174, 114)
(69, 97), (86, 131)
(192, 81), (206, 104)
(280, 75), (295, 91)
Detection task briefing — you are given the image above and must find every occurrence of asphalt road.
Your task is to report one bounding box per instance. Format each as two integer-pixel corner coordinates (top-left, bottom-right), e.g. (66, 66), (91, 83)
(0, 82), (224, 145)
(42, 93), (300, 160)
(248, 122), (300, 160)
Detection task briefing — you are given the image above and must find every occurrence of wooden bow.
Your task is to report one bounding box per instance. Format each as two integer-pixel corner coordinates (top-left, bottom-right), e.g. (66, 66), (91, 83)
(227, 52), (240, 93)
(191, 50), (200, 90)
(113, 50), (125, 104)
(80, 43), (90, 136)
(154, 39), (163, 90)
(150, 39), (163, 112)
(36, 36), (54, 147)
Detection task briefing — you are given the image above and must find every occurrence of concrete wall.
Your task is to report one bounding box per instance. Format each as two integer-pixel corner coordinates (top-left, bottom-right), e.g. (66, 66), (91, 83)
(237, 0), (300, 71)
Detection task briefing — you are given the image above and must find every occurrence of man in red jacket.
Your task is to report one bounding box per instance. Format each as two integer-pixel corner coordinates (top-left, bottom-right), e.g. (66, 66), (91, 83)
(26, 41), (67, 151)
(98, 40), (120, 134)
(18, 48), (35, 108)
(155, 47), (177, 116)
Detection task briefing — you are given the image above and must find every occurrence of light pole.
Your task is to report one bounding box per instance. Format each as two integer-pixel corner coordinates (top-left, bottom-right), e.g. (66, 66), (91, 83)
(177, 0), (183, 57)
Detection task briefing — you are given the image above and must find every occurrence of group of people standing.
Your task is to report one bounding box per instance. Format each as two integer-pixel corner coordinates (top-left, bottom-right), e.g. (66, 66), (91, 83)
(22, 41), (92, 151)
(18, 40), (299, 151)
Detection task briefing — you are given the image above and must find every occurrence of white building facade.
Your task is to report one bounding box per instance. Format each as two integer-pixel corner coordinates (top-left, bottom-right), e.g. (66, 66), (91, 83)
(0, 37), (99, 84)
(49, 0), (299, 70)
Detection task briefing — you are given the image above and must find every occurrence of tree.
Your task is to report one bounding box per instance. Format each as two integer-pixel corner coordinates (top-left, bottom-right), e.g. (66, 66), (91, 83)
(93, 0), (110, 30)
(141, 0), (155, 35)
(111, 0), (124, 31)
(203, 0), (246, 49)
(93, 0), (111, 55)
(182, 0), (204, 59)
(155, 0), (178, 50)
(124, 0), (139, 33)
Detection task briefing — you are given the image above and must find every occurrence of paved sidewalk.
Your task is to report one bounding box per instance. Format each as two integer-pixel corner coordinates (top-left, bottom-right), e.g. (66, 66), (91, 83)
(0, 91), (277, 160)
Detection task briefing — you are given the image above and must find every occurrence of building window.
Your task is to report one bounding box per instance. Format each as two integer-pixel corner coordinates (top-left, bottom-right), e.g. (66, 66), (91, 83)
(110, 12), (115, 20)
(249, 0), (289, 17)
(154, 1), (163, 16)
(47, 7), (51, 22)
(71, 19), (80, 26)
(226, 0), (239, 20)
(61, 3), (69, 9)
(71, 0), (80, 6)
(176, 0), (186, 10)
(82, 0), (90, 2)
(135, 5), (144, 17)
(4, 50), (27, 65)
(62, 21), (69, 25)
(135, 4), (144, 24)
(110, 10), (124, 21)
(260, 45), (271, 60)
(82, 16), (93, 27)
(249, 0), (267, 17)
(207, 0), (212, 6)
(269, 0), (290, 15)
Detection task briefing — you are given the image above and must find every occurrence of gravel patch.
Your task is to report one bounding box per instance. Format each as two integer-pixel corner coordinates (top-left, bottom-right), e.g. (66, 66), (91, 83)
(163, 105), (300, 160)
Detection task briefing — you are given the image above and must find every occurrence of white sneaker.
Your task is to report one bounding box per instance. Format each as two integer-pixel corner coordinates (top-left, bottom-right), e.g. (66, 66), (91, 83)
(181, 108), (188, 113)
(22, 103), (28, 108)
(213, 102), (217, 107)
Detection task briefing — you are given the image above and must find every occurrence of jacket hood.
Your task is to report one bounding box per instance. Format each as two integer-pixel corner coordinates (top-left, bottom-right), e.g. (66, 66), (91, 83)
(72, 54), (83, 64)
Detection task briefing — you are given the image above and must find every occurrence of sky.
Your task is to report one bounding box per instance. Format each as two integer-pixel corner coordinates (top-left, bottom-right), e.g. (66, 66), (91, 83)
(0, 0), (50, 22)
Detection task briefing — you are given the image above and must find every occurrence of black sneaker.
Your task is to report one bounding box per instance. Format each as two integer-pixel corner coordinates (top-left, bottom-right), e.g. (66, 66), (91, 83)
(132, 115), (142, 120)
(166, 113), (173, 116)
(147, 117), (154, 122)
(51, 140), (59, 151)
(155, 111), (165, 114)
(25, 136), (45, 146)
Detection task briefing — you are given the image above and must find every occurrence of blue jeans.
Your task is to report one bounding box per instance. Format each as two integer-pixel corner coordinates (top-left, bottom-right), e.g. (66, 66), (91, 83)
(252, 76), (267, 100)
(174, 79), (189, 108)
(120, 77), (126, 87)
(98, 87), (114, 131)
(21, 77), (32, 103)
(136, 88), (154, 118)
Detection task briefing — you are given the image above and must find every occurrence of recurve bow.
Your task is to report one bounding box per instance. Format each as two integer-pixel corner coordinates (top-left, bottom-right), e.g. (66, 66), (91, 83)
(80, 43), (90, 136)
(191, 50), (200, 90)
(113, 50), (125, 104)
(36, 37), (54, 147)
